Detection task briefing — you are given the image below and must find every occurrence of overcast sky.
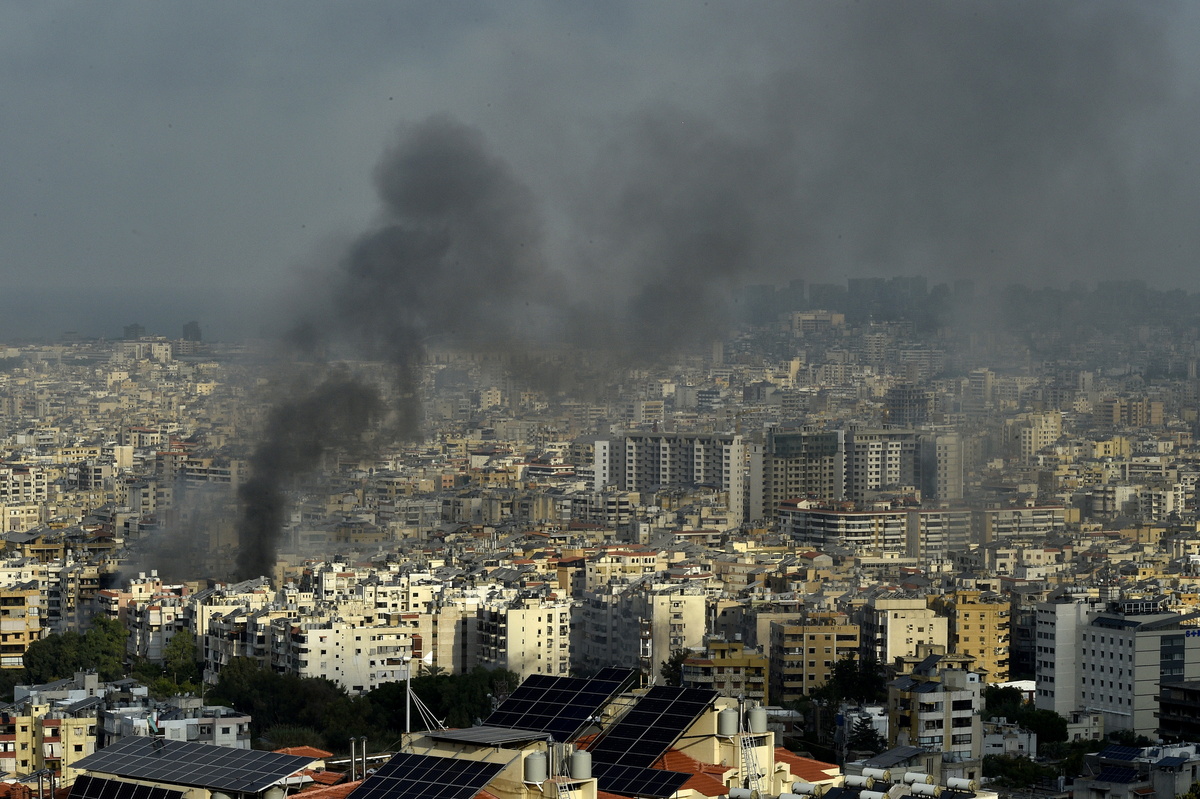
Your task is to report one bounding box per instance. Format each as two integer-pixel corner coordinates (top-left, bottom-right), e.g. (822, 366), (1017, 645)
(3, 1), (1199, 340)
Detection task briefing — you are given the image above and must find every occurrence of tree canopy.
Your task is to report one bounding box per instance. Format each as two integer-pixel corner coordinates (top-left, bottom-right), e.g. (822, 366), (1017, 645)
(982, 686), (1067, 752)
(660, 650), (688, 687)
(813, 654), (887, 704)
(23, 616), (127, 684)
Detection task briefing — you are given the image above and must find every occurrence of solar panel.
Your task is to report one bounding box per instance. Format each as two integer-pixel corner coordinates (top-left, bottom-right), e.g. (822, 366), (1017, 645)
(72, 736), (314, 794)
(587, 685), (717, 768)
(484, 671), (631, 742)
(593, 667), (638, 687)
(591, 761), (692, 798)
(1095, 767), (1141, 784)
(1097, 745), (1143, 761)
(69, 775), (185, 799)
(348, 751), (506, 799)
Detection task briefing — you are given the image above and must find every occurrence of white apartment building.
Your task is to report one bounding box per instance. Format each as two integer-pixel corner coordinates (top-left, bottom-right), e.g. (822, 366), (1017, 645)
(778, 502), (969, 560)
(592, 433), (745, 526)
(269, 615), (413, 694)
(574, 584), (707, 682)
(477, 594), (574, 679)
(1036, 599), (1200, 735)
(1034, 595), (1106, 717)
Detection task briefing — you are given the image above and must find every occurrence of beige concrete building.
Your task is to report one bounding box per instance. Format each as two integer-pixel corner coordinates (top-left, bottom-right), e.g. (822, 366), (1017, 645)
(768, 614), (860, 703)
(929, 590), (1010, 681)
(857, 593), (949, 665)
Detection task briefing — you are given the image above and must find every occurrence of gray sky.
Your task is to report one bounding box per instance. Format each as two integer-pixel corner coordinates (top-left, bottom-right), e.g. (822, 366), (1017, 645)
(3, 1), (1199, 340)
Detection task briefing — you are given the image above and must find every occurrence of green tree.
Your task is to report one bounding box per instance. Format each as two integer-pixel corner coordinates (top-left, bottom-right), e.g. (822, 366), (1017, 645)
(1108, 729), (1153, 747)
(208, 657), (384, 752)
(23, 616), (129, 684)
(163, 631), (200, 686)
(814, 654), (887, 704)
(660, 650), (689, 687)
(983, 685), (1024, 717)
(399, 667), (518, 729)
(983, 754), (1055, 788)
(845, 715), (886, 755)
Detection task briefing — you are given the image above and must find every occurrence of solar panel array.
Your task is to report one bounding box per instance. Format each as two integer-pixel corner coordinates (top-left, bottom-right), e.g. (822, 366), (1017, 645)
(590, 762), (692, 799)
(485, 671), (632, 742)
(1095, 767), (1141, 785)
(1098, 745), (1144, 761)
(69, 776), (185, 799)
(587, 685), (717, 767)
(348, 752), (506, 799)
(72, 736), (314, 794)
(592, 666), (638, 688)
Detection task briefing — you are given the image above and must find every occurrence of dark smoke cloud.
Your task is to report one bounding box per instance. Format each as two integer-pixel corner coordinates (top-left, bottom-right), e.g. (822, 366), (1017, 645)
(238, 117), (556, 578)
(565, 1), (1187, 340)
(235, 375), (381, 580)
(236, 1), (1194, 576)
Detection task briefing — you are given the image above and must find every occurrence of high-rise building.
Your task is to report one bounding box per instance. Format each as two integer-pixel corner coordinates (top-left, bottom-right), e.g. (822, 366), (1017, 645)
(592, 432), (745, 525)
(1035, 597), (1200, 735)
(768, 614), (859, 703)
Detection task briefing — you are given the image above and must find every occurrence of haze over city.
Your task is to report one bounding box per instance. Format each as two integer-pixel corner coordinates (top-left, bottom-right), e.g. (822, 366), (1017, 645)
(5, 1), (1200, 340)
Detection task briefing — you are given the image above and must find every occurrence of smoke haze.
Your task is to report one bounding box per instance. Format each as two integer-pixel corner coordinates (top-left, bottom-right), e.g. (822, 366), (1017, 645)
(7, 2), (1199, 574)
(3, 1), (1199, 342)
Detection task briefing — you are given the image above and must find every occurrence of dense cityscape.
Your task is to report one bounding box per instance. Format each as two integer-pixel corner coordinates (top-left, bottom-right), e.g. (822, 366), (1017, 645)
(2, 276), (1200, 798)
(9, 2), (1200, 799)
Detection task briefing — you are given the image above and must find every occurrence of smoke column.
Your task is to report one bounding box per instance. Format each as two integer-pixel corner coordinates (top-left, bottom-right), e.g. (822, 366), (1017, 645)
(236, 116), (553, 579)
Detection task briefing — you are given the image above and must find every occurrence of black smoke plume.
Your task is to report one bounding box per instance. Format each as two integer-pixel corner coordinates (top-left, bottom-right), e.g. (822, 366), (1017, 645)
(236, 375), (381, 580)
(236, 116), (551, 579)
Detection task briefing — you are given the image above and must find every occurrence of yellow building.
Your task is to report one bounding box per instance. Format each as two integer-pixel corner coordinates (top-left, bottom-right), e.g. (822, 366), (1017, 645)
(929, 590), (1010, 681)
(0, 704), (97, 780)
(0, 583), (44, 669)
(682, 635), (770, 704)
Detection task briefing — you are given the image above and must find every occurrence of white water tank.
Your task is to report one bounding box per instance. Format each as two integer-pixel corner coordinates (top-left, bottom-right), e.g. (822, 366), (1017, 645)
(859, 791), (887, 799)
(909, 783), (941, 796)
(861, 768), (891, 782)
(904, 772), (934, 785)
(729, 789), (758, 799)
(718, 708), (739, 736)
(524, 751), (548, 783)
(844, 776), (875, 789)
(748, 706), (767, 733)
(264, 787), (285, 799)
(571, 749), (592, 780)
(791, 783), (826, 796)
(946, 779), (978, 792)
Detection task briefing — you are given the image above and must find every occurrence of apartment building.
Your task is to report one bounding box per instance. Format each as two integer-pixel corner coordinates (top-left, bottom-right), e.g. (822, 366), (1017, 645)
(928, 590), (1010, 681)
(856, 593), (949, 665)
(681, 635), (770, 704)
(768, 614), (860, 704)
(889, 664), (983, 780)
(1037, 598), (1200, 735)
(592, 433), (745, 526)
(778, 502), (969, 560)
(575, 584), (707, 682)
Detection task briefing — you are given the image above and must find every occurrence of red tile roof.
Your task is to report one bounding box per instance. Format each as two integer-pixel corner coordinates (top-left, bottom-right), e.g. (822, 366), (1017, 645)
(302, 770), (346, 786)
(275, 745), (334, 758)
(295, 781), (362, 799)
(774, 747), (840, 782)
(652, 749), (734, 797)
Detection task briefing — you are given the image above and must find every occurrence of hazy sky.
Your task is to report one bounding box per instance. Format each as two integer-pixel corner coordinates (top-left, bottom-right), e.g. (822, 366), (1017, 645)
(3, 1), (1199, 340)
